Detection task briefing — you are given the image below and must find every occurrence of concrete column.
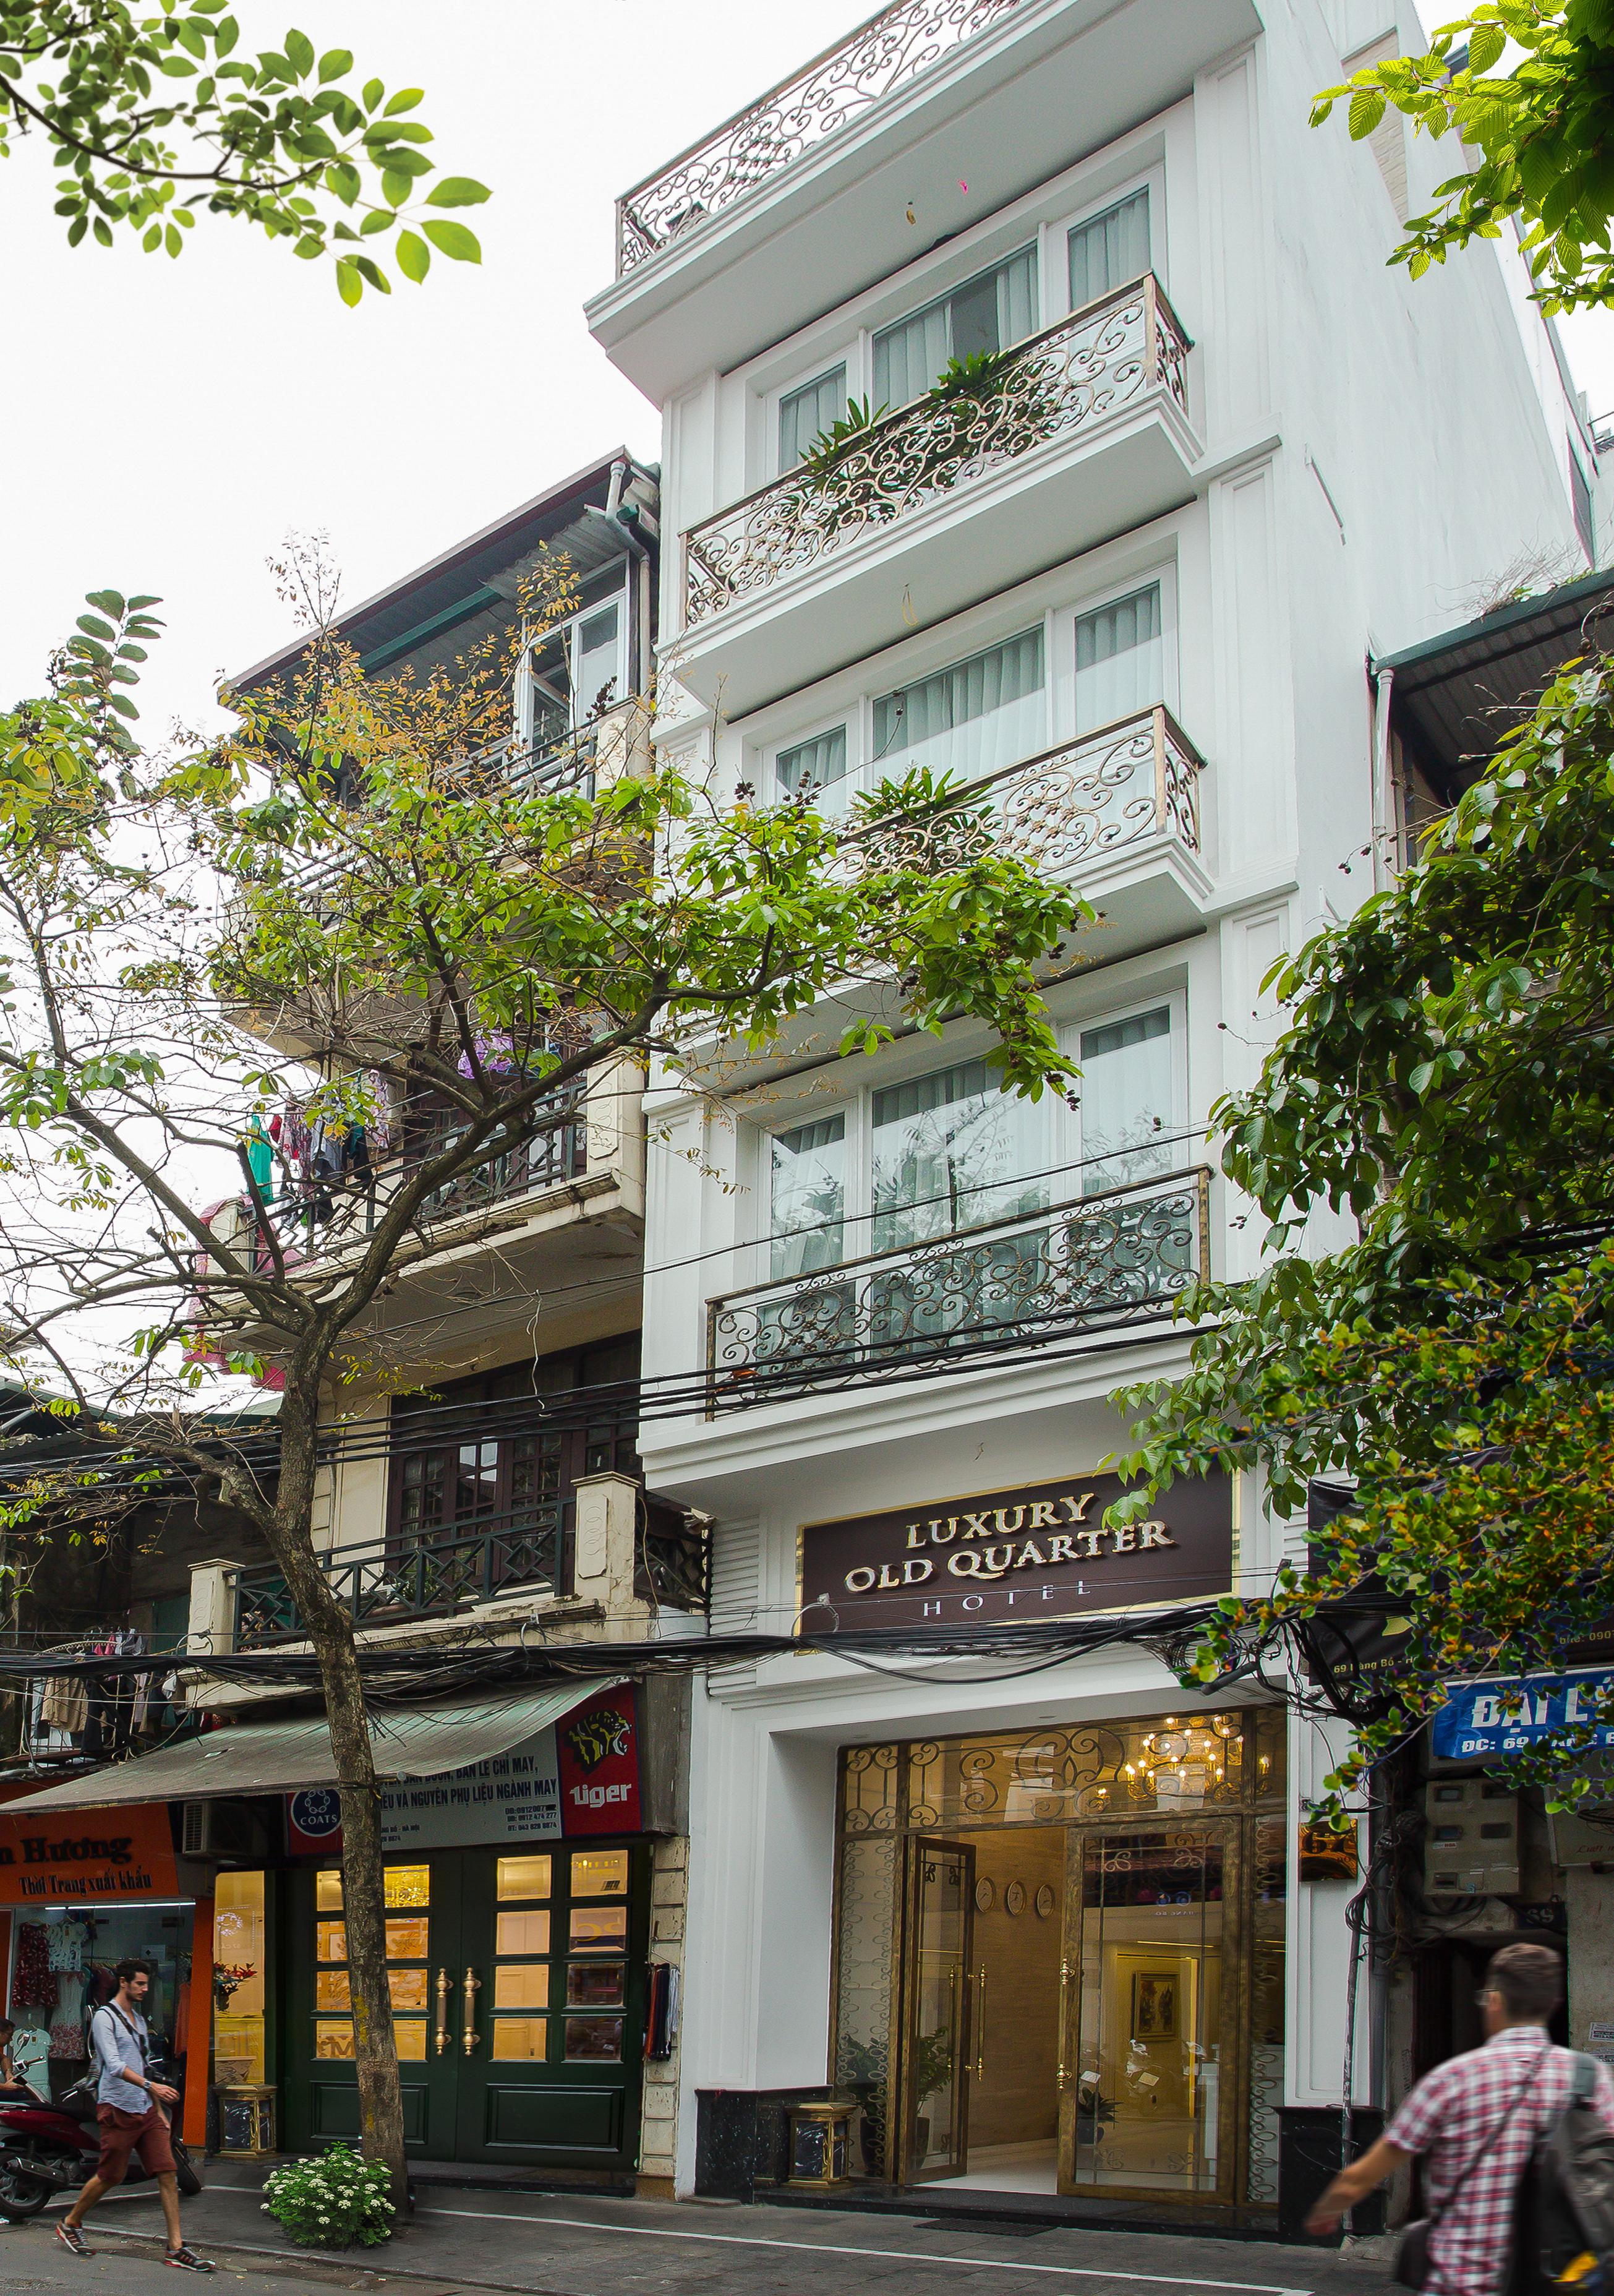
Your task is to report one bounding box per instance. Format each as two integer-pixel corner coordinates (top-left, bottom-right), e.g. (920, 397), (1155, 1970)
(187, 1557), (239, 1656)
(1567, 1866), (1614, 2056)
(571, 1472), (646, 1634)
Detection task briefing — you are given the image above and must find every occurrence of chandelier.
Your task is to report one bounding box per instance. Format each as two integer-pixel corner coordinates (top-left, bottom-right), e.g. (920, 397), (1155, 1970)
(1124, 1713), (1242, 1800)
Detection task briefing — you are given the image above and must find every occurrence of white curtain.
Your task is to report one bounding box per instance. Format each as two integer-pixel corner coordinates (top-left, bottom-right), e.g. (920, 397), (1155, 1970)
(871, 629), (1044, 786)
(771, 1115), (847, 1277)
(1074, 583), (1164, 735)
(574, 603), (621, 722)
(872, 1060), (1046, 1251)
(873, 244), (1039, 408)
(775, 726), (847, 800)
(779, 364), (847, 469)
(1068, 189), (1151, 311)
(1078, 1006), (1173, 1194)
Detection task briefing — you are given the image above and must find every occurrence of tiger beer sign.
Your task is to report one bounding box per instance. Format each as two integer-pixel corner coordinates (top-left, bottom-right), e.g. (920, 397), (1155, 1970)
(286, 1686), (642, 1854)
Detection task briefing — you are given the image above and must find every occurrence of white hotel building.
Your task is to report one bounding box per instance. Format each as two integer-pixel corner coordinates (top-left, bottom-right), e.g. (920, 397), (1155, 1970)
(587, 0), (1601, 2231)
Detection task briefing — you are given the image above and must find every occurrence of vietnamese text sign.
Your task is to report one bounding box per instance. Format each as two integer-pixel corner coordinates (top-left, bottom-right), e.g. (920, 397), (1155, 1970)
(0, 1802), (179, 1904)
(799, 1471), (1233, 1630)
(1431, 1672), (1614, 1762)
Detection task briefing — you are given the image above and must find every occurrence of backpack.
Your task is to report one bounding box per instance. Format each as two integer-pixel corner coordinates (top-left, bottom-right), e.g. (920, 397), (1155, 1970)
(1524, 2055), (1614, 2288)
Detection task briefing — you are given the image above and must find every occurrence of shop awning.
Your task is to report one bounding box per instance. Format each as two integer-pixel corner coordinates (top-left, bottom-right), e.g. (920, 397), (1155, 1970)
(2, 1680), (620, 1813)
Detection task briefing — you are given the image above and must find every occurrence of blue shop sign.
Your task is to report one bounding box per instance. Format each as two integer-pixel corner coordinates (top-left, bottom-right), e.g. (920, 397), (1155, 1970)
(1432, 1671), (1614, 1761)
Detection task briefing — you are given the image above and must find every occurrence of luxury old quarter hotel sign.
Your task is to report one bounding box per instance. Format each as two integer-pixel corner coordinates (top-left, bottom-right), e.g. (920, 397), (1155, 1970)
(800, 1470), (1233, 1630)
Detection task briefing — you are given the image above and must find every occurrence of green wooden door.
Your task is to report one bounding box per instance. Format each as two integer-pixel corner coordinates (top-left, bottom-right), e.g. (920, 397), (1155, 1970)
(282, 1853), (461, 2155)
(278, 1841), (649, 2167)
(453, 1841), (649, 2169)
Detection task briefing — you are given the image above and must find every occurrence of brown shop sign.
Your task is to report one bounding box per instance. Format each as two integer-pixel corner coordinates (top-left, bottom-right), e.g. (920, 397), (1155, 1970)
(799, 1470), (1233, 1630)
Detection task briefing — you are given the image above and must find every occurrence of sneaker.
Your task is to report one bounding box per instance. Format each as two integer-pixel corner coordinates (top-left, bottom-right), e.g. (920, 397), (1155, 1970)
(56, 2222), (95, 2257)
(164, 2247), (215, 2273)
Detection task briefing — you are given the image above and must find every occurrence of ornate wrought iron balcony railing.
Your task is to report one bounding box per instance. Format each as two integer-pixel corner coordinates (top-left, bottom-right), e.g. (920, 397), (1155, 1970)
(616, 0), (1028, 273)
(837, 703), (1203, 881)
(233, 1504), (566, 1647)
(706, 1165), (1210, 1407)
(681, 276), (1191, 632)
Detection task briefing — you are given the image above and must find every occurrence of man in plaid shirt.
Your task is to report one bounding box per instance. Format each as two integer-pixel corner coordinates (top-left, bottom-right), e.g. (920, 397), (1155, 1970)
(1307, 1943), (1614, 2296)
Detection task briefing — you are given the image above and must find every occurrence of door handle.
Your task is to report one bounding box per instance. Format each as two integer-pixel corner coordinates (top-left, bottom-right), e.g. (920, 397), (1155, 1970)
(973, 1964), (988, 2080)
(462, 1966), (482, 2055)
(435, 1968), (455, 2057)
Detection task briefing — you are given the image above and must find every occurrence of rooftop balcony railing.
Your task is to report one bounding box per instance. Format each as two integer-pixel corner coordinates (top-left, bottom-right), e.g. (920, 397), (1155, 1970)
(706, 1164), (1211, 1409)
(682, 276), (1191, 632)
(233, 1504), (566, 1647)
(616, 0), (1028, 273)
(837, 703), (1203, 882)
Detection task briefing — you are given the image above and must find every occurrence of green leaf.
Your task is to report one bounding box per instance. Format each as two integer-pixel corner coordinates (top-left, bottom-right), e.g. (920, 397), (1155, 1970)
(421, 218), (481, 263)
(284, 28), (315, 79)
(1466, 23), (1506, 74)
(362, 77), (384, 109)
(317, 48), (354, 84)
(351, 254), (390, 293)
(1348, 85), (1387, 139)
(85, 592), (127, 615)
(214, 15), (239, 57)
(335, 257), (363, 306)
(380, 169), (412, 209)
(396, 228), (430, 283)
(76, 617), (117, 641)
(426, 177), (491, 208)
(383, 87), (424, 114)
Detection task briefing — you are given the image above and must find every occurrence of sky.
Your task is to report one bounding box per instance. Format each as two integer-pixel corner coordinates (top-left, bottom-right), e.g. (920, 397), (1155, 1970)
(2, 0), (1612, 745)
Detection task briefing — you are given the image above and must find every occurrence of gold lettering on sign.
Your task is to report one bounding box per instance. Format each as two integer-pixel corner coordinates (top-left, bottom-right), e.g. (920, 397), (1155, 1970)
(1112, 1524), (1137, 1552)
(1046, 1534), (1077, 1563)
(903, 1557), (934, 1584)
(1028, 1501), (1057, 1530)
(1139, 1522), (1176, 1548)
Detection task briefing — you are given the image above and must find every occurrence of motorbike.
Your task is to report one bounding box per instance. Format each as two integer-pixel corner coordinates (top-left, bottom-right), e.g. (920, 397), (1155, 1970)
(0, 2065), (202, 2219)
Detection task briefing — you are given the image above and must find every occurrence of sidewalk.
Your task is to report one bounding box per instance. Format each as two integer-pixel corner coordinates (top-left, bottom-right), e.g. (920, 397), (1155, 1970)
(9, 2165), (1396, 2296)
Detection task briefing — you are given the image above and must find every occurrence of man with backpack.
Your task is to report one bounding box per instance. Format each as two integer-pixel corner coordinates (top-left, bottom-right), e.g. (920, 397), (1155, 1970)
(1307, 1942), (1614, 2295)
(54, 1956), (213, 2272)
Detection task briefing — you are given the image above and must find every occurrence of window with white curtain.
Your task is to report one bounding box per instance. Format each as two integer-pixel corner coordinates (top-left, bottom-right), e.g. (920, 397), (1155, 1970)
(1072, 583), (1164, 735)
(779, 365), (847, 471)
(769, 1115), (847, 1279)
(873, 246), (1039, 409)
(1078, 1006), (1174, 1193)
(871, 1060), (1048, 1253)
(871, 629), (1044, 787)
(1067, 188), (1151, 311)
(775, 727), (848, 800)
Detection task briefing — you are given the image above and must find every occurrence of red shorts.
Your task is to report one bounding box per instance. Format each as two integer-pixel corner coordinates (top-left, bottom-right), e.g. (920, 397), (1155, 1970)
(95, 2102), (176, 2183)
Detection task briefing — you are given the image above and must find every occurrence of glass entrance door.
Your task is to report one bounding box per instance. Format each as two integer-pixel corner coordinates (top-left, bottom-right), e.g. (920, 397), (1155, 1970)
(281, 1843), (649, 2167)
(1059, 1823), (1237, 2200)
(902, 1837), (975, 2182)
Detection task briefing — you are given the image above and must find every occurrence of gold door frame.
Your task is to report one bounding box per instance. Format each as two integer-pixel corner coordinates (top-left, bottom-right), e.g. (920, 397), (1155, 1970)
(1056, 1814), (1247, 2207)
(894, 1836), (976, 2185)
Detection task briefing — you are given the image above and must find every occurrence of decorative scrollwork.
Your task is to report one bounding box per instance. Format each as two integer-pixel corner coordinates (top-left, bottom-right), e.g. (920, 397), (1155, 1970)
(681, 278), (1192, 629)
(708, 1168), (1208, 1404)
(617, 0), (1028, 272)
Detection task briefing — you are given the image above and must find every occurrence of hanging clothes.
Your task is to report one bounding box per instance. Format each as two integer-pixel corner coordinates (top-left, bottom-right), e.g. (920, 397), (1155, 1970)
(39, 1671), (88, 1736)
(244, 1115), (274, 1200)
(9, 1927), (58, 2015)
(46, 1919), (87, 1974)
(361, 1071), (394, 1156)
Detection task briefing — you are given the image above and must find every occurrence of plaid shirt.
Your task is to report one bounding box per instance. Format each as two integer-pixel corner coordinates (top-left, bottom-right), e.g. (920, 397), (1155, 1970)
(1386, 2025), (1614, 2296)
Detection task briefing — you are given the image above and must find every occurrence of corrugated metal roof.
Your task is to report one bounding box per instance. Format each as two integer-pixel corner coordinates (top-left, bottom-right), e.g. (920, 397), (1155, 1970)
(4, 1679), (618, 1810)
(233, 450), (654, 693)
(1377, 567), (1614, 795)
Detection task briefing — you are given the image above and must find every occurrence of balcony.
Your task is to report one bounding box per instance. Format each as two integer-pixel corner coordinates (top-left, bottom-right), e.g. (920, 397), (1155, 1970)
(672, 279), (1199, 716)
(230, 1490), (707, 1649)
(705, 1163), (1210, 1408)
(587, 0), (1260, 398)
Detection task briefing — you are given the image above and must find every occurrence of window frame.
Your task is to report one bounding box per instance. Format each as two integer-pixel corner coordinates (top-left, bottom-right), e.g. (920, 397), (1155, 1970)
(1051, 560), (1179, 741)
(1061, 988), (1189, 1197)
(767, 347), (858, 478)
(1050, 163), (1168, 317)
(513, 570), (632, 753)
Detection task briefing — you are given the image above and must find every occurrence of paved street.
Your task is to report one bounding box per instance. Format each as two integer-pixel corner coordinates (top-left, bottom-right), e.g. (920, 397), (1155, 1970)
(1, 2174), (1395, 2296)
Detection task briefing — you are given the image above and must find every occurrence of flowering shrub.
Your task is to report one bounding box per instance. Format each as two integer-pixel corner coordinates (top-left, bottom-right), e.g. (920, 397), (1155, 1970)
(262, 2144), (394, 2248)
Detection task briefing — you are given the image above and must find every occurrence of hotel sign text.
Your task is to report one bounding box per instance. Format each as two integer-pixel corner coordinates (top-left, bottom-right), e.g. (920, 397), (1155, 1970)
(800, 1470), (1234, 1630)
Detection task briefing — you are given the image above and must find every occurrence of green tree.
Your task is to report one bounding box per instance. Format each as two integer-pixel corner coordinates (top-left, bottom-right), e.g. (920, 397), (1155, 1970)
(1112, 653), (1614, 1811)
(1313, 1), (1614, 312)
(0, 572), (1085, 2197)
(0, 2), (489, 301)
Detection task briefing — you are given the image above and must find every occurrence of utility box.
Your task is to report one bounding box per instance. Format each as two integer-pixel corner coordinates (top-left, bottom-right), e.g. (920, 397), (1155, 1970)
(1425, 1778), (1521, 1896)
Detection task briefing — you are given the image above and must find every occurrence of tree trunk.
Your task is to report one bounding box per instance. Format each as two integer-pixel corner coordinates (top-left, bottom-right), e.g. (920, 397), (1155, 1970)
(307, 1611), (411, 2211)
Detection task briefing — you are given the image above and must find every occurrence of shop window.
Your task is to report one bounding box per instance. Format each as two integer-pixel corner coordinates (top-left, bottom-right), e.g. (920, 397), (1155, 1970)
(496, 1909), (551, 1956)
(492, 2017), (549, 2061)
(213, 1870), (266, 2088)
(497, 1854), (552, 1901)
(493, 1965), (550, 2009)
(569, 1904), (628, 1952)
(564, 2015), (623, 2061)
(571, 1848), (629, 1897)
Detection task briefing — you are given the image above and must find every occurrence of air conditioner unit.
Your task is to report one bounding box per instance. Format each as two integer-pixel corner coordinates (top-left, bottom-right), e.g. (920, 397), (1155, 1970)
(1425, 1778), (1521, 1896)
(181, 1800), (258, 1861)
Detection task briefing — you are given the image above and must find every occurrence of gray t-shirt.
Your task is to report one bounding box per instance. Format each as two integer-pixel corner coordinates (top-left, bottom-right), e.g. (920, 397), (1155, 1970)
(90, 2002), (150, 2112)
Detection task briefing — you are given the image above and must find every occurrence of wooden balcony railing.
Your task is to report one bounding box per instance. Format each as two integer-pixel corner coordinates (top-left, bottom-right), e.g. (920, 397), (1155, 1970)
(233, 1504), (567, 1646)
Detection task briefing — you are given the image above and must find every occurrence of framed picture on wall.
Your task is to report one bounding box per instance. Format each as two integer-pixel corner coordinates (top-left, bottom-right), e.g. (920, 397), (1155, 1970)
(1130, 1971), (1178, 2041)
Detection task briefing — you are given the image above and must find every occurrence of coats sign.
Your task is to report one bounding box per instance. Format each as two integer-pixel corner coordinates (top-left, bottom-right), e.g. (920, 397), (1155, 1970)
(798, 1471), (1234, 1630)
